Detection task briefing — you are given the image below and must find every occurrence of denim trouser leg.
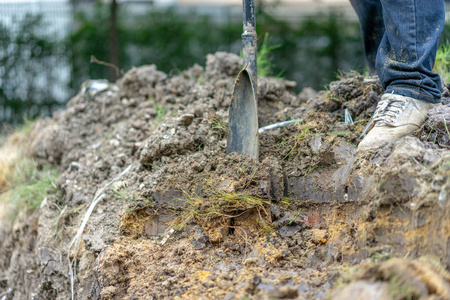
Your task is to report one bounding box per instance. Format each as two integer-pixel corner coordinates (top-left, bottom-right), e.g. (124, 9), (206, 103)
(349, 0), (384, 74)
(351, 0), (445, 103)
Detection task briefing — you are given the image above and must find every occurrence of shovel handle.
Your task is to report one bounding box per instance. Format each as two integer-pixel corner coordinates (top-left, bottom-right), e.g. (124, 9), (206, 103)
(242, 0), (257, 88)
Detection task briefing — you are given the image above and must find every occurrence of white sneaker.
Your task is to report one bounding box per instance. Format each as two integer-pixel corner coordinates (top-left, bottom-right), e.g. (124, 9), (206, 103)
(358, 93), (439, 151)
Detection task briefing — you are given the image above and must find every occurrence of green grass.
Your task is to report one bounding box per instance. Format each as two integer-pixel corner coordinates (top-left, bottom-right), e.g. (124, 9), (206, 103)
(210, 120), (227, 131)
(148, 97), (167, 129)
(281, 122), (319, 160)
(239, 32), (282, 77)
(0, 118), (35, 146)
(155, 103), (167, 125)
(112, 185), (154, 211)
(426, 124), (436, 141)
(434, 41), (450, 83)
(174, 189), (272, 229)
(0, 158), (59, 216)
(257, 33), (282, 77)
(18, 118), (36, 136)
(210, 119), (228, 138)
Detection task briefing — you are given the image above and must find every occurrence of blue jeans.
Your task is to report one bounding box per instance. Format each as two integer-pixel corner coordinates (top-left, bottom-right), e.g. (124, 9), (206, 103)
(350, 0), (445, 103)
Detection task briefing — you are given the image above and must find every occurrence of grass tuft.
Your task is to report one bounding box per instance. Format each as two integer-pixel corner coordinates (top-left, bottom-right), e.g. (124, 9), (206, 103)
(210, 119), (228, 138)
(257, 33), (282, 77)
(434, 41), (450, 84)
(173, 189), (272, 230)
(0, 158), (59, 216)
(113, 185), (154, 211)
(281, 120), (324, 160)
(148, 97), (167, 130)
(0, 120), (59, 217)
(0, 120), (36, 191)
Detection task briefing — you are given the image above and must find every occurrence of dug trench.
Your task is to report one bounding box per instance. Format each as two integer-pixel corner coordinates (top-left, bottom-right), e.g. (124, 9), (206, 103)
(1, 52), (450, 299)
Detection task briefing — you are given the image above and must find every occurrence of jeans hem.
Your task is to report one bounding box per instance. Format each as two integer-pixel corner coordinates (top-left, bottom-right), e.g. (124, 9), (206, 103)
(385, 86), (441, 103)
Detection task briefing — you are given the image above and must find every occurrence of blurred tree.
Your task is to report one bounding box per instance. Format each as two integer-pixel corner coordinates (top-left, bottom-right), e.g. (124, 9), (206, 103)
(0, 15), (62, 125)
(68, 3), (365, 91)
(109, 0), (119, 81)
(69, 2), (110, 90)
(4, 2), (413, 127)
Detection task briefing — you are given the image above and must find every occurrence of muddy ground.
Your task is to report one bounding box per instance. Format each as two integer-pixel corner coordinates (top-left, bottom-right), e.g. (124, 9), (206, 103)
(1, 52), (450, 300)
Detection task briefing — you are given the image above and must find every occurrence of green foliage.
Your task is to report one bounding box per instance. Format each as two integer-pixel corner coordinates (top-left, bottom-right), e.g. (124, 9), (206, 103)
(257, 33), (281, 77)
(68, 3), (364, 92)
(68, 4), (242, 89)
(154, 103), (167, 127)
(434, 41), (450, 84)
(69, 2), (111, 88)
(210, 119), (228, 138)
(292, 13), (364, 88)
(0, 158), (59, 216)
(0, 14), (63, 125)
(2, 3), (366, 127)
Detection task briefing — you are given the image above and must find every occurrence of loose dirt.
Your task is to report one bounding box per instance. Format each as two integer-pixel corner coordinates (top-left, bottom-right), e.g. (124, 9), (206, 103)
(0, 52), (450, 300)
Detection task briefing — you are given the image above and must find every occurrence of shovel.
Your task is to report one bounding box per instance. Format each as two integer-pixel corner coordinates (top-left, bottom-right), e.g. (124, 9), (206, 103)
(226, 0), (259, 160)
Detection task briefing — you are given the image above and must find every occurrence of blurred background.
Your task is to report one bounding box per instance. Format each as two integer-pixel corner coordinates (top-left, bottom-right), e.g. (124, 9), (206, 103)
(1, 0), (450, 129)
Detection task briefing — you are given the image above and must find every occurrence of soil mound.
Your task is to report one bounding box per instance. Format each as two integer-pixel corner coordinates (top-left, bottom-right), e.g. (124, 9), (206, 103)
(0, 52), (450, 299)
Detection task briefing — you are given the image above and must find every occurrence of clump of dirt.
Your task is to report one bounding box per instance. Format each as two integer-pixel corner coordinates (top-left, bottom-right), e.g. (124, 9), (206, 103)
(1, 52), (450, 300)
(332, 258), (450, 300)
(96, 234), (333, 300)
(315, 73), (383, 122)
(421, 105), (450, 148)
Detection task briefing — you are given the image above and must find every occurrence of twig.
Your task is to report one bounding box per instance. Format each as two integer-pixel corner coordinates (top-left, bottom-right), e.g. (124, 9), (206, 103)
(430, 154), (450, 169)
(257, 207), (265, 223)
(438, 143), (450, 149)
(90, 55), (120, 77)
(220, 209), (251, 219)
(228, 226), (249, 261)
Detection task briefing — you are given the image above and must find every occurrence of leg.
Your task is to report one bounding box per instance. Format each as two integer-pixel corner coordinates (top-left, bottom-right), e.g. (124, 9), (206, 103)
(358, 0), (444, 152)
(376, 0), (445, 103)
(350, 0), (384, 74)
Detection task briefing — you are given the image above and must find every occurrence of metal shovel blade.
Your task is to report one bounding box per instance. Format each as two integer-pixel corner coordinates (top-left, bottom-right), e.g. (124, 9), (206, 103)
(226, 69), (259, 160)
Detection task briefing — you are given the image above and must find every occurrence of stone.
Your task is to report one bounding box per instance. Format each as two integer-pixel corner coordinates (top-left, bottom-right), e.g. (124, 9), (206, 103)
(331, 280), (390, 300)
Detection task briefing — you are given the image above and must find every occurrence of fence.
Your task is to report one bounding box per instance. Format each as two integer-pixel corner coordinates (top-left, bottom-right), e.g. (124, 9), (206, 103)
(0, 2), (449, 127)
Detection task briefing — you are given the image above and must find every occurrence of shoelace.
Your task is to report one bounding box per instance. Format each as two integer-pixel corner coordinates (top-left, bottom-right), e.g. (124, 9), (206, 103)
(372, 96), (407, 125)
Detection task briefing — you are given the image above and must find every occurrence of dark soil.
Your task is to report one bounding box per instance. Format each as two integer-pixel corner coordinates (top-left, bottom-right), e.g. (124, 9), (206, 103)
(1, 52), (450, 300)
